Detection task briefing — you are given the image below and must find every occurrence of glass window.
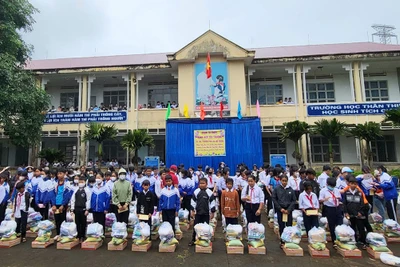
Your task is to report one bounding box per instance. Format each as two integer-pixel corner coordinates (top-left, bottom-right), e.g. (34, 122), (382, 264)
(364, 80), (389, 101)
(147, 88), (178, 107)
(306, 83), (335, 103)
(60, 92), (79, 109)
(311, 136), (341, 163)
(262, 137), (286, 162)
(103, 91), (128, 107)
(371, 135), (397, 162)
(250, 84), (284, 105)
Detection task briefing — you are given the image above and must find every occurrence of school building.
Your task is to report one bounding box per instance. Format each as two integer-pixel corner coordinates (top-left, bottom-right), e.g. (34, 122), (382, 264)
(1, 30), (400, 168)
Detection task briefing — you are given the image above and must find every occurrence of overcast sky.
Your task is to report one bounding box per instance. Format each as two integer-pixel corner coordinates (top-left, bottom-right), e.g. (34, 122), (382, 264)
(23, 0), (400, 60)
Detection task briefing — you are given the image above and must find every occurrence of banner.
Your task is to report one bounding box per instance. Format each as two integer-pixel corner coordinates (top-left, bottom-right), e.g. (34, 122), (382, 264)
(307, 102), (400, 116)
(270, 154), (287, 169)
(44, 111), (127, 124)
(195, 62), (229, 111)
(194, 129), (226, 157)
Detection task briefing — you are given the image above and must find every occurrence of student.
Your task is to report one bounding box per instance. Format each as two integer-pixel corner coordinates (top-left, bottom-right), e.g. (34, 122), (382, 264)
(319, 177), (343, 246)
(375, 165), (398, 222)
(143, 167), (156, 194)
(237, 170), (250, 209)
(300, 168), (320, 197)
(189, 177), (215, 246)
(272, 175), (297, 247)
(343, 175), (371, 249)
(0, 173), (9, 223)
(179, 169), (195, 213)
(136, 179), (155, 234)
(90, 172), (110, 234)
(159, 175), (180, 233)
(106, 171), (118, 215)
(356, 166), (375, 213)
(221, 178), (240, 225)
(298, 181), (320, 235)
(70, 175), (80, 192)
(112, 168), (133, 224)
(241, 175), (264, 224)
(205, 167), (217, 190)
(30, 168), (43, 211)
(13, 181), (30, 242)
(317, 165), (331, 189)
(50, 168), (72, 238)
(133, 170), (145, 196)
(70, 176), (91, 242)
(288, 166), (301, 202)
(36, 169), (51, 220)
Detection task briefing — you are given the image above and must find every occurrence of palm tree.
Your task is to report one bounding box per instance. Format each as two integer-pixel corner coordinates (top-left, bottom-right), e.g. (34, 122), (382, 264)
(313, 118), (347, 167)
(383, 108), (400, 125)
(82, 123), (118, 163)
(279, 120), (310, 164)
(121, 129), (155, 166)
(347, 122), (382, 167)
(37, 148), (65, 165)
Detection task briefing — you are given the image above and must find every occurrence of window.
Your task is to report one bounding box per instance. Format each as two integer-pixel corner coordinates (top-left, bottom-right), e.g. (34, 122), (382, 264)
(60, 92), (79, 109)
(306, 83), (335, 103)
(103, 91), (127, 107)
(250, 84), (283, 105)
(262, 137), (286, 162)
(364, 81), (389, 101)
(311, 136), (341, 163)
(148, 88), (178, 107)
(103, 140), (126, 164)
(58, 142), (76, 162)
(371, 135), (397, 162)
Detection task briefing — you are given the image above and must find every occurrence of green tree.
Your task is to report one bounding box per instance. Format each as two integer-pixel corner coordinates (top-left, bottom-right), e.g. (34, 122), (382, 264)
(279, 120), (310, 164)
(82, 123), (118, 163)
(37, 148), (65, 165)
(383, 108), (400, 126)
(347, 122), (382, 167)
(121, 129), (155, 166)
(0, 0), (50, 150)
(313, 118), (347, 167)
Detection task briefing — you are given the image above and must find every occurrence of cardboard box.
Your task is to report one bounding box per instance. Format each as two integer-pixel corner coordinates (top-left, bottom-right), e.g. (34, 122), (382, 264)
(0, 238), (21, 248)
(308, 245), (330, 258)
(26, 230), (38, 238)
(306, 209), (318, 216)
(56, 239), (80, 250)
(367, 246), (393, 259)
(385, 234), (400, 243)
(196, 243), (212, 254)
(268, 221), (274, 229)
(227, 245), (244, 255)
(248, 245), (266, 255)
(108, 240), (127, 251)
(337, 247), (362, 258)
(159, 242), (176, 253)
(283, 246), (304, 257)
(32, 238), (54, 249)
(132, 242), (152, 252)
(81, 240), (103, 250)
(175, 232), (182, 240)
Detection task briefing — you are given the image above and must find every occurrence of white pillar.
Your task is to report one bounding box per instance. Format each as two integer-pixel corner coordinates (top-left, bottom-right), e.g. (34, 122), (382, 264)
(122, 74), (130, 164)
(87, 75), (96, 109)
(360, 63), (369, 102)
(248, 68), (256, 115)
(136, 74), (144, 129)
(285, 66), (297, 120)
(75, 76), (83, 111)
(302, 66), (311, 104)
(342, 64), (356, 102)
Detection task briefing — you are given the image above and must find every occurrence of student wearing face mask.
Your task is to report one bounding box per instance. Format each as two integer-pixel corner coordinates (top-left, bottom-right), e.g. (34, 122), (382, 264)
(87, 176), (96, 192)
(71, 175), (80, 192)
(90, 172), (110, 234)
(112, 168), (133, 224)
(127, 164), (137, 184)
(36, 169), (51, 220)
(67, 170), (75, 182)
(107, 171), (118, 215)
(30, 168), (43, 211)
(70, 176), (91, 242)
(26, 166), (34, 180)
(11, 171), (32, 203)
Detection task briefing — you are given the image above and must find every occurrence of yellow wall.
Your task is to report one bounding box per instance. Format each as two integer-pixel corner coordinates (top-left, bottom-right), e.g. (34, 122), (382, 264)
(228, 61), (247, 116)
(178, 62), (195, 116)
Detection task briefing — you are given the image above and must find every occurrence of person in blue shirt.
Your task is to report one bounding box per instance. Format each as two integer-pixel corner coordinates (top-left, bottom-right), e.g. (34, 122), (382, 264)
(159, 175), (181, 233)
(90, 172), (110, 234)
(179, 169), (195, 213)
(50, 168), (72, 238)
(36, 169), (51, 220)
(11, 171), (32, 203)
(375, 165), (398, 222)
(142, 167), (156, 194)
(30, 168), (43, 211)
(0, 172), (9, 223)
(133, 170), (145, 196)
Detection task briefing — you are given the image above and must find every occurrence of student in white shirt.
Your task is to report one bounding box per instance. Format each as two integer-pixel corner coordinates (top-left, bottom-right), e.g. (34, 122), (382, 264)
(205, 167), (217, 190)
(317, 165), (331, 189)
(288, 167), (301, 201)
(241, 175), (264, 224)
(319, 177), (343, 245)
(13, 182), (30, 242)
(299, 181), (319, 235)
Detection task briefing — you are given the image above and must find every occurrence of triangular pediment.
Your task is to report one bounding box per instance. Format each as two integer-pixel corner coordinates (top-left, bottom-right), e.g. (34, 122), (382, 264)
(168, 30), (254, 61)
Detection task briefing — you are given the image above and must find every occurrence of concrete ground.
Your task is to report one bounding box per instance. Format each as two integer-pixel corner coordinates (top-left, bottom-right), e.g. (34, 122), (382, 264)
(1, 215), (398, 267)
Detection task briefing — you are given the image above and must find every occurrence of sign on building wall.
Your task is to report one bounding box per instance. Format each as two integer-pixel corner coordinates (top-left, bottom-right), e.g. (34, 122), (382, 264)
(270, 154), (287, 169)
(307, 102), (400, 116)
(44, 111), (127, 124)
(145, 156), (160, 168)
(195, 62), (229, 111)
(194, 129), (226, 157)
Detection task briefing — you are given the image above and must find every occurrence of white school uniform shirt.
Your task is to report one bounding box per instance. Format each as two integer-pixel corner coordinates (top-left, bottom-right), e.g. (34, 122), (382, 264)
(14, 190), (27, 218)
(241, 185), (264, 204)
(0, 185), (6, 204)
(317, 172), (330, 189)
(319, 187), (341, 207)
(237, 178), (248, 190)
(288, 176), (301, 191)
(259, 171), (270, 186)
(206, 174), (217, 189)
(298, 191), (319, 209)
(380, 172), (392, 183)
(335, 177), (347, 190)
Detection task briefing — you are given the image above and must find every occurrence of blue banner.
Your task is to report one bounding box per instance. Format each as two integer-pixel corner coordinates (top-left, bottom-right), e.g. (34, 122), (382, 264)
(307, 102), (400, 116)
(145, 156), (160, 168)
(44, 111), (127, 124)
(270, 154), (287, 169)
